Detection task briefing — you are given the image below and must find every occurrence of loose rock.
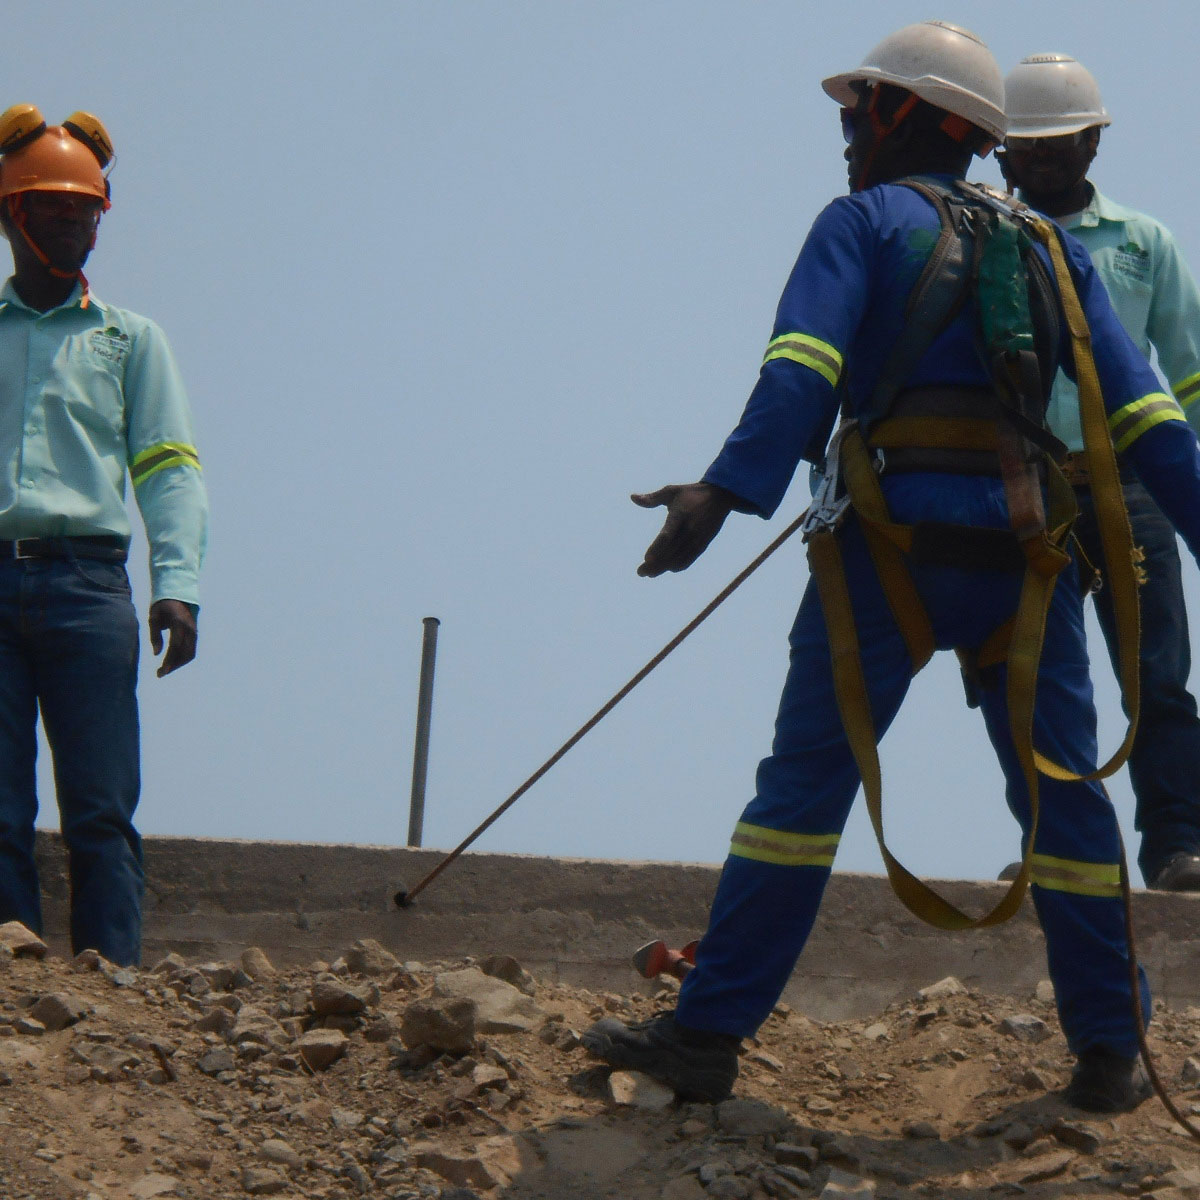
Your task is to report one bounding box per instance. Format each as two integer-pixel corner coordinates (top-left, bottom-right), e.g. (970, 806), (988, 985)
(478, 953), (537, 996)
(706, 1176), (753, 1199)
(902, 1120), (939, 1139)
(400, 995), (477, 1054)
(344, 937), (400, 976)
(433, 968), (543, 1034)
(127, 1174), (179, 1199)
(917, 977), (966, 1002)
(310, 979), (369, 1017)
(298, 1027), (348, 1071)
(0, 921), (46, 958)
(716, 1097), (791, 1136)
(819, 1168), (876, 1199)
(240, 946), (276, 980)
(242, 1166), (289, 1194)
(999, 1013), (1051, 1043)
(258, 1138), (302, 1169)
(29, 991), (88, 1031)
(607, 1069), (675, 1109)
(1052, 1119), (1103, 1154)
(775, 1144), (819, 1169)
(1017, 1150), (1074, 1183)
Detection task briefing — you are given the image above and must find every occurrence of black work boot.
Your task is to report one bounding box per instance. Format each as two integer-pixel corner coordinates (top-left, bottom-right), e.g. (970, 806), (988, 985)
(1148, 853), (1200, 893)
(581, 1012), (740, 1103)
(1064, 1047), (1152, 1113)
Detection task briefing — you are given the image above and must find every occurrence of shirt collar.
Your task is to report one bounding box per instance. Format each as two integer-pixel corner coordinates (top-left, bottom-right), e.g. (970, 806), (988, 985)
(0, 276), (104, 315)
(1062, 186), (1128, 230)
(1016, 183), (1126, 231)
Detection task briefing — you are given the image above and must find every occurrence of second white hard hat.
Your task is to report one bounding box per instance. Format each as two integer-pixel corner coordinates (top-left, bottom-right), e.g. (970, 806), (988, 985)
(1005, 53), (1111, 139)
(822, 20), (1007, 144)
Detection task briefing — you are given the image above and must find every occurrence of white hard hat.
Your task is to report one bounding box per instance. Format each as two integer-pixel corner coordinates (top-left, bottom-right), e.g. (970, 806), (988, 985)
(1005, 54), (1110, 138)
(822, 20), (1006, 144)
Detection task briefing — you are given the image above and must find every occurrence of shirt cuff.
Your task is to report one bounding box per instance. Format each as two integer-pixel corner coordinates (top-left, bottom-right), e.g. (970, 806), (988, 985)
(150, 566), (200, 610)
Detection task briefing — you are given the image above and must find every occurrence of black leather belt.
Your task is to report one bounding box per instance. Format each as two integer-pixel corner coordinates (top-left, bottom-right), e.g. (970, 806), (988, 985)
(0, 536), (128, 563)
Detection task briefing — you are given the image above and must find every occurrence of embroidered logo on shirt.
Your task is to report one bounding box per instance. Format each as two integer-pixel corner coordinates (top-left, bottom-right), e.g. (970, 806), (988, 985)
(1112, 240), (1150, 283)
(87, 325), (130, 365)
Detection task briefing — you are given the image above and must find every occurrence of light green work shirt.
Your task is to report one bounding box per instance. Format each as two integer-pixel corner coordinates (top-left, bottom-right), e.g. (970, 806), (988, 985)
(1039, 187), (1200, 452)
(0, 278), (208, 605)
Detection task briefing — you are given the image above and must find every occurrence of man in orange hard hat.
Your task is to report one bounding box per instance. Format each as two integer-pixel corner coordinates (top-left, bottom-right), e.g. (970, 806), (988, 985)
(0, 106), (208, 965)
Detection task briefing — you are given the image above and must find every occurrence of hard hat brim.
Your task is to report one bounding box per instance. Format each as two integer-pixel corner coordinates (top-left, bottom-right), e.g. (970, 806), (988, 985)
(821, 72), (864, 108)
(821, 67), (1006, 141)
(1005, 115), (1112, 139)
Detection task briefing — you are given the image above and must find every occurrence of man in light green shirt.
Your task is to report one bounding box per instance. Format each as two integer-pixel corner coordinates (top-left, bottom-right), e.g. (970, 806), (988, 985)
(0, 106), (207, 964)
(1001, 54), (1200, 892)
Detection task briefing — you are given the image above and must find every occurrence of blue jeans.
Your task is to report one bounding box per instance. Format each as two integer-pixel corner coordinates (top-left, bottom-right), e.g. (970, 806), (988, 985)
(1075, 478), (1200, 882)
(0, 555), (143, 965)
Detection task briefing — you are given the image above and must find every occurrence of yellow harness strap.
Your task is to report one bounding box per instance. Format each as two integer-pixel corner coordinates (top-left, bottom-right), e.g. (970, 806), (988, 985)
(805, 216), (1141, 931)
(1029, 219), (1141, 782)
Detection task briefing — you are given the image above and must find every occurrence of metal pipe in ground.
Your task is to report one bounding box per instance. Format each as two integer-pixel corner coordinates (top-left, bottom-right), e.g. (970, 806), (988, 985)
(407, 617), (440, 847)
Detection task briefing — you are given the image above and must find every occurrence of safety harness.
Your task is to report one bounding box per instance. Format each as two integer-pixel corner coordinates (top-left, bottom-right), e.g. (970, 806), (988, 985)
(803, 177), (1143, 929)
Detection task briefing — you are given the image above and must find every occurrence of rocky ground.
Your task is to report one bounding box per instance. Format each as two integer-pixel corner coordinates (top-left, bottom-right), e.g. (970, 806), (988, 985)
(0, 922), (1197, 1200)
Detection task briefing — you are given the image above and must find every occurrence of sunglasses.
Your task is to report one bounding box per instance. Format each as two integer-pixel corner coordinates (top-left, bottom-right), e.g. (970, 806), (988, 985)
(1004, 130), (1089, 152)
(22, 192), (104, 221)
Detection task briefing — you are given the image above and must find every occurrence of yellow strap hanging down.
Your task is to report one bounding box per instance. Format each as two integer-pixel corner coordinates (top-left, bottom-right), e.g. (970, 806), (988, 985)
(809, 428), (1068, 929)
(1029, 218), (1141, 783)
(805, 216), (1141, 931)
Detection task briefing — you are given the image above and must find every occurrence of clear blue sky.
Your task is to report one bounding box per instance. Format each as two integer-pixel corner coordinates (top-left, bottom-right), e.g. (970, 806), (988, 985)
(14, 2), (1200, 887)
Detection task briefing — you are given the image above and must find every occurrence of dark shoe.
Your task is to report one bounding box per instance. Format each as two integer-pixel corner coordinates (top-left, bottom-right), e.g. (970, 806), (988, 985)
(580, 1012), (739, 1103)
(1064, 1047), (1152, 1113)
(1148, 853), (1200, 892)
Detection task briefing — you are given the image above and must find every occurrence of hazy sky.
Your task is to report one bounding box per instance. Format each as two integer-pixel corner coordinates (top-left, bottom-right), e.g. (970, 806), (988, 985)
(13, 2), (1200, 891)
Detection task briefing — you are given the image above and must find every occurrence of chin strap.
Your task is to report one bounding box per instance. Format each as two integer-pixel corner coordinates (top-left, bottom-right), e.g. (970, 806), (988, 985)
(6, 194), (93, 308)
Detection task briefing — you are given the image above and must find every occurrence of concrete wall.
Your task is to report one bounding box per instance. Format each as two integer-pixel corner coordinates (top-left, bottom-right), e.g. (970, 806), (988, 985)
(33, 832), (1200, 1022)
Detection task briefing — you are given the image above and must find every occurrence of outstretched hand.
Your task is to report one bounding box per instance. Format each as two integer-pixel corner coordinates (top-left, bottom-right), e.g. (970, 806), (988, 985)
(632, 482), (736, 577)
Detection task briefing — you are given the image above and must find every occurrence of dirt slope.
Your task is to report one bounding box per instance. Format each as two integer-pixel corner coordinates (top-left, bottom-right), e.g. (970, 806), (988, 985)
(0, 931), (1197, 1200)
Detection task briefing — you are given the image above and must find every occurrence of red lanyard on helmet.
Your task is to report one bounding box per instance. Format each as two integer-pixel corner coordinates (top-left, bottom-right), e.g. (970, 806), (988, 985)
(853, 86), (919, 192)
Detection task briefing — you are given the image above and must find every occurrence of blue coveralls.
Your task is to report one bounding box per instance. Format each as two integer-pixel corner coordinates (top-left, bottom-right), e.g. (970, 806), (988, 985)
(675, 178), (1200, 1059)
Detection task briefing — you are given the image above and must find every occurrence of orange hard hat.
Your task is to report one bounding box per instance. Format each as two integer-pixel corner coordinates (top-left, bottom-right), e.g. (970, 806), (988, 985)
(0, 125), (108, 204)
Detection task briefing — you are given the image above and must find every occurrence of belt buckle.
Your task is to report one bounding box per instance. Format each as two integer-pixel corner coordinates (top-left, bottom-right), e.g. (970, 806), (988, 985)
(11, 539), (39, 560)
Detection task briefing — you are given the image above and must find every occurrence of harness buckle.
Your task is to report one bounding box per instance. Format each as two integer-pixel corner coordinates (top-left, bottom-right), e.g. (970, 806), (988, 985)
(802, 421), (854, 540)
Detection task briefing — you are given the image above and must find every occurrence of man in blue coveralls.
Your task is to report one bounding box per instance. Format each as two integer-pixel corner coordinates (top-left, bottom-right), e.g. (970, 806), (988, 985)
(998, 55), (1200, 893)
(0, 107), (207, 966)
(582, 22), (1200, 1113)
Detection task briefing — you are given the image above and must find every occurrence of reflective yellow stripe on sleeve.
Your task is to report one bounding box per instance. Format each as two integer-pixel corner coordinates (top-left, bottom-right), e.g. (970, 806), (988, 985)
(1108, 392), (1187, 453)
(762, 332), (843, 388)
(728, 821), (839, 867)
(1172, 370), (1200, 413)
(1030, 852), (1120, 898)
(130, 441), (202, 488)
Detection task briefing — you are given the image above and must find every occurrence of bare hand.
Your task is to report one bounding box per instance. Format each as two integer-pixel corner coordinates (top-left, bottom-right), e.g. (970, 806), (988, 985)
(149, 599), (198, 677)
(632, 482), (736, 577)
